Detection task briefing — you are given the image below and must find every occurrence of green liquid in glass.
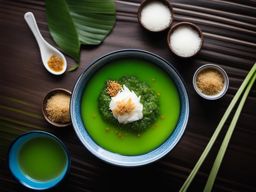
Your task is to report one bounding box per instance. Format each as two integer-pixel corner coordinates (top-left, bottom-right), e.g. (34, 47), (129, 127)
(18, 137), (67, 181)
(81, 59), (181, 155)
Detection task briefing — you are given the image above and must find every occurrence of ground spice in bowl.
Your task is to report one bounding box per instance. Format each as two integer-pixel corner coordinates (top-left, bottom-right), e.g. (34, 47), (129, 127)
(43, 88), (71, 127)
(46, 93), (70, 123)
(193, 64), (229, 100)
(196, 69), (224, 95)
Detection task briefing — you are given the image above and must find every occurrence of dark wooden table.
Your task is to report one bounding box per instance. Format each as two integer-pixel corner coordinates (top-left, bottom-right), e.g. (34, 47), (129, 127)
(1, 0), (256, 191)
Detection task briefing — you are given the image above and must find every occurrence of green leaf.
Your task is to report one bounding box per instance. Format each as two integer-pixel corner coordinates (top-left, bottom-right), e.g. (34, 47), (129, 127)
(45, 0), (116, 62)
(68, 63), (80, 72)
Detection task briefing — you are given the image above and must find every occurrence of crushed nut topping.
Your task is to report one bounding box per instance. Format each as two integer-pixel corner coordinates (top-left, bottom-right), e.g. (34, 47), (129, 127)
(107, 80), (122, 97)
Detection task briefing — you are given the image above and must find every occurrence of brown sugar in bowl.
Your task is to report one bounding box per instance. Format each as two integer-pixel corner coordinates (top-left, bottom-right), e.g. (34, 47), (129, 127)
(193, 64), (229, 100)
(42, 88), (72, 127)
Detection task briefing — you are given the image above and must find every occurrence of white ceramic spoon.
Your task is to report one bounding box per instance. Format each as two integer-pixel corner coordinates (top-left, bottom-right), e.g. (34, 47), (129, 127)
(24, 12), (67, 75)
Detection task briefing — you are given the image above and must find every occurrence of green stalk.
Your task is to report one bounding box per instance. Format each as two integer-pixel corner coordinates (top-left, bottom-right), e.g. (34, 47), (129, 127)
(203, 71), (256, 192)
(179, 64), (256, 192)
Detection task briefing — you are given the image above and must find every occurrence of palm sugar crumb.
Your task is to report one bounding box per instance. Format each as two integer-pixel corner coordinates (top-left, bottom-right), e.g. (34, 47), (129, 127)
(196, 69), (224, 95)
(46, 93), (70, 123)
(113, 98), (135, 116)
(107, 80), (122, 97)
(48, 55), (64, 72)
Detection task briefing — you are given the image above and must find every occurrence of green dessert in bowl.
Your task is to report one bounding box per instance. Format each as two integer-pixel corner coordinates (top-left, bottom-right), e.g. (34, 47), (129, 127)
(71, 49), (189, 166)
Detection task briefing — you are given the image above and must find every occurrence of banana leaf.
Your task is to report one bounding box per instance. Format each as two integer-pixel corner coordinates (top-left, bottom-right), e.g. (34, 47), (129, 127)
(45, 0), (116, 67)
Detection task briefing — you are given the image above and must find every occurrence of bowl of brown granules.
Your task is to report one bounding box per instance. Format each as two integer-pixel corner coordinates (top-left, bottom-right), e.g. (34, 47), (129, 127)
(193, 64), (229, 100)
(42, 88), (71, 127)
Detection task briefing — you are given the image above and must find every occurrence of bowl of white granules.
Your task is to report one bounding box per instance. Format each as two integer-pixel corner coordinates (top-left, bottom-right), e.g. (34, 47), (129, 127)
(138, 0), (173, 32)
(167, 22), (204, 58)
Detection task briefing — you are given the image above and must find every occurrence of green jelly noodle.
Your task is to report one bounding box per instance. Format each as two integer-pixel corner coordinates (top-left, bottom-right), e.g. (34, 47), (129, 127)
(99, 76), (160, 132)
(81, 59), (181, 155)
(18, 137), (67, 181)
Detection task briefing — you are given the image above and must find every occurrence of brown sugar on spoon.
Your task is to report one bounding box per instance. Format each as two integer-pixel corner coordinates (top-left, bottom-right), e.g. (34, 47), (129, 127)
(48, 55), (64, 72)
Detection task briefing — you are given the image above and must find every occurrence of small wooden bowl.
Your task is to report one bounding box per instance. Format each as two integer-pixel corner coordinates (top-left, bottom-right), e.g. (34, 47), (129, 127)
(167, 22), (204, 58)
(138, 0), (173, 32)
(42, 88), (72, 127)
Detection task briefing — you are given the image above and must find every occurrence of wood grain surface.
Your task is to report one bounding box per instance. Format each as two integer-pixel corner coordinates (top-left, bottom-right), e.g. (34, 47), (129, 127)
(0, 0), (256, 191)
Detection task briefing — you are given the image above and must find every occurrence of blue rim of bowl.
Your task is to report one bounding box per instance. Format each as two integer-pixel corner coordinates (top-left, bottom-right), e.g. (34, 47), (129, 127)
(8, 130), (71, 190)
(71, 49), (189, 167)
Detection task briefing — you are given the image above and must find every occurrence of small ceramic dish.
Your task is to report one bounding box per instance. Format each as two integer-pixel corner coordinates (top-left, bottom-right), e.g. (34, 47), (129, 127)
(167, 22), (203, 58)
(138, 0), (173, 32)
(193, 64), (229, 100)
(42, 88), (71, 127)
(8, 131), (70, 190)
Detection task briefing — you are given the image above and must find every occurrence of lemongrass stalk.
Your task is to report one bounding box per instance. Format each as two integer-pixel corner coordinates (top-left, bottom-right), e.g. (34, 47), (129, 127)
(203, 71), (256, 192)
(179, 63), (256, 192)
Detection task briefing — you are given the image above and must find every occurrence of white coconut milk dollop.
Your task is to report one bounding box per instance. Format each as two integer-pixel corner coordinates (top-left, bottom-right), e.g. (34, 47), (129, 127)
(109, 85), (143, 124)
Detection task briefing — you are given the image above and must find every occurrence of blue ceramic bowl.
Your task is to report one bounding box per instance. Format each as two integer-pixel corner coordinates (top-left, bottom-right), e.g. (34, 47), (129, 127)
(71, 49), (189, 167)
(8, 131), (70, 190)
